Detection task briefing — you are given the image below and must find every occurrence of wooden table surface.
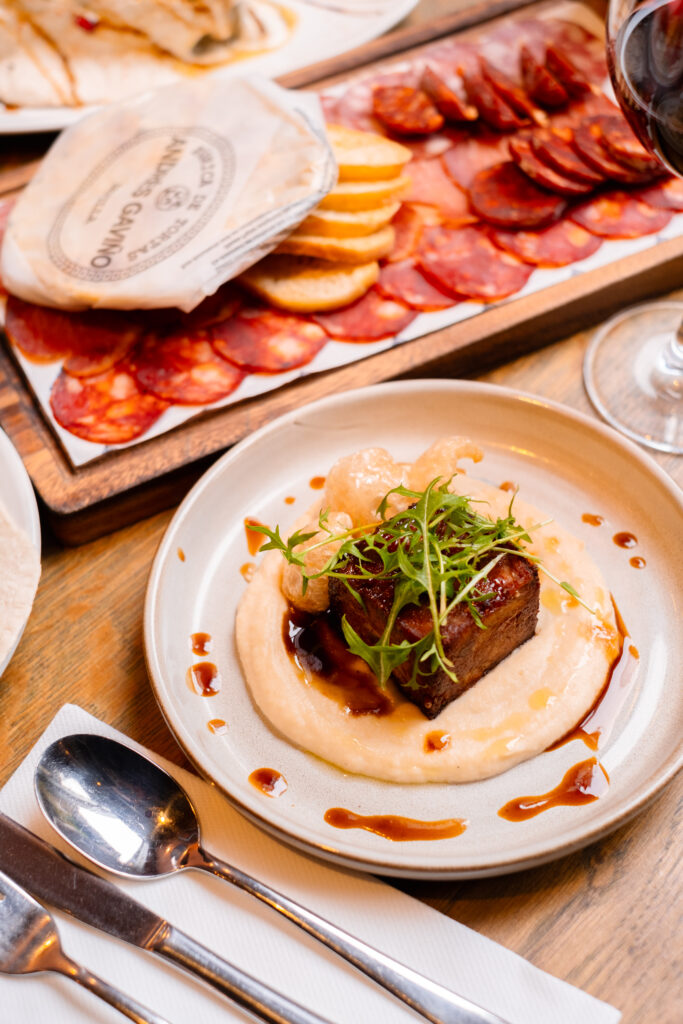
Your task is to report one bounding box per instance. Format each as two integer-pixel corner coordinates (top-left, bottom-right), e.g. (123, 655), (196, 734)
(1, 3), (681, 1023)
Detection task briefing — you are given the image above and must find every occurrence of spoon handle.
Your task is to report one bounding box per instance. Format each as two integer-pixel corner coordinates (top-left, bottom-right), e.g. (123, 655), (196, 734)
(54, 951), (172, 1024)
(155, 926), (334, 1024)
(198, 852), (510, 1024)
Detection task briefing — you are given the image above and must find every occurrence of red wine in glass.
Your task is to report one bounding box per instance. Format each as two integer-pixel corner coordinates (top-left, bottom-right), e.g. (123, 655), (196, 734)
(583, 0), (683, 454)
(609, 0), (683, 175)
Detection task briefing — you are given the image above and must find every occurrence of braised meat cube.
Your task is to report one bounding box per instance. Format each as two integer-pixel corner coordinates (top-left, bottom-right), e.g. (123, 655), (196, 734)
(329, 550), (539, 719)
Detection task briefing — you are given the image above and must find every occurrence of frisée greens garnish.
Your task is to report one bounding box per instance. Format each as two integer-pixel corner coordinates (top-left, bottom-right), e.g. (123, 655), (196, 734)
(249, 479), (590, 689)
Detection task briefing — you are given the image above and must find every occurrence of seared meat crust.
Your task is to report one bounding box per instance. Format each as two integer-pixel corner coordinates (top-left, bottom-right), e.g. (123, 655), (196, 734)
(329, 550), (540, 718)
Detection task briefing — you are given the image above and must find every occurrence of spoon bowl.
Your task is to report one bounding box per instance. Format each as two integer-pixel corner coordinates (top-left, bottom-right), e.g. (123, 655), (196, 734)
(36, 734), (200, 877)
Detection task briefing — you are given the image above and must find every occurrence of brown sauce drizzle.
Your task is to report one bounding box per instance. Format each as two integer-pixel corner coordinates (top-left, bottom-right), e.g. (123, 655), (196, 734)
(249, 768), (287, 797)
(548, 597), (635, 753)
(177, 548), (186, 562)
(284, 496), (296, 505)
(309, 476), (326, 490)
(613, 531), (637, 548)
(324, 808), (466, 841)
(207, 718), (227, 735)
(244, 518), (267, 556)
(187, 662), (220, 696)
(581, 513), (604, 526)
(190, 632), (211, 657)
(499, 480), (517, 492)
(498, 758), (609, 821)
(425, 731), (451, 752)
(284, 607), (393, 716)
(629, 556), (646, 569)
(240, 562), (255, 582)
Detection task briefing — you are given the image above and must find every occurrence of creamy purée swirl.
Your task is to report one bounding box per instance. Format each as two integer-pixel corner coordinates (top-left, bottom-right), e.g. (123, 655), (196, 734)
(236, 447), (618, 783)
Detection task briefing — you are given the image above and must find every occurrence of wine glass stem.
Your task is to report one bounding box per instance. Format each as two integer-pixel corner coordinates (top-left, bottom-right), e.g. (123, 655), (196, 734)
(651, 321), (683, 399)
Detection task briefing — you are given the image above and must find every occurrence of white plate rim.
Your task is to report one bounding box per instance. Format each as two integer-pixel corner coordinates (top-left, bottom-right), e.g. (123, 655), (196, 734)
(144, 379), (683, 878)
(0, 0), (418, 134)
(0, 427), (41, 675)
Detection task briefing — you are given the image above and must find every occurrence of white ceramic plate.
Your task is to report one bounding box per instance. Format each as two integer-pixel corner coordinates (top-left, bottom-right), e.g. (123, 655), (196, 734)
(0, 427), (41, 675)
(0, 0), (417, 134)
(144, 381), (683, 878)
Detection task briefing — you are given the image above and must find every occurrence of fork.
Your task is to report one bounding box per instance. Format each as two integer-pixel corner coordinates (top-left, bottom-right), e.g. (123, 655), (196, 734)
(0, 869), (171, 1024)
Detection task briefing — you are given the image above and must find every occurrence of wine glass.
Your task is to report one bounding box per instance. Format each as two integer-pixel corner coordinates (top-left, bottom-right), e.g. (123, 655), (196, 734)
(583, 0), (683, 454)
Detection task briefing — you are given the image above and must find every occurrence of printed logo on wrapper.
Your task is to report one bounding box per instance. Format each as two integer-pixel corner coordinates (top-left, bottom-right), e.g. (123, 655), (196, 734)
(47, 127), (235, 283)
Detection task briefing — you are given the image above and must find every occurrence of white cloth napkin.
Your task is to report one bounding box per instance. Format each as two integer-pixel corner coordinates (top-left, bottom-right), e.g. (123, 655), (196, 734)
(0, 705), (621, 1024)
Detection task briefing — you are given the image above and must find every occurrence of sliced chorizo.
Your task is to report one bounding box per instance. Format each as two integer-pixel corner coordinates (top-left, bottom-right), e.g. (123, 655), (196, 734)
(569, 190), (672, 238)
(530, 126), (606, 185)
(441, 131), (510, 188)
(460, 69), (526, 132)
(490, 220), (601, 267)
(571, 116), (654, 183)
(420, 67), (478, 122)
(417, 223), (532, 302)
(129, 328), (246, 404)
(312, 286), (416, 341)
(545, 45), (592, 97)
(636, 177), (683, 211)
(479, 58), (546, 125)
(50, 367), (168, 445)
(377, 259), (458, 311)
(402, 158), (477, 223)
(372, 86), (444, 136)
(520, 45), (569, 108)
(600, 120), (662, 175)
(4, 296), (141, 377)
(386, 204), (442, 263)
(468, 161), (567, 229)
(211, 310), (327, 372)
(509, 136), (593, 196)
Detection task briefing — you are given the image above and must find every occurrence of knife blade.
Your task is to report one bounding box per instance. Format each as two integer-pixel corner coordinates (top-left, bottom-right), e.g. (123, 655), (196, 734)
(0, 813), (332, 1024)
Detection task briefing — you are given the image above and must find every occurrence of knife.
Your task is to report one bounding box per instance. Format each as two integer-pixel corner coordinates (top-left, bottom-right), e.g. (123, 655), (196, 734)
(0, 813), (333, 1024)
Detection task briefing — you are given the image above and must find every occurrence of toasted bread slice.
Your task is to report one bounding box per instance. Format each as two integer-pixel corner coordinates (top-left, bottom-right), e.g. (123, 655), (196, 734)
(328, 124), (412, 181)
(277, 225), (395, 263)
(297, 202), (401, 238)
(239, 256), (379, 312)
(320, 175), (411, 211)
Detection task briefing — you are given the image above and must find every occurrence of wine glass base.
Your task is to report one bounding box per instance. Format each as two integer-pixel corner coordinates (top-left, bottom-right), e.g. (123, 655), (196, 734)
(584, 301), (683, 455)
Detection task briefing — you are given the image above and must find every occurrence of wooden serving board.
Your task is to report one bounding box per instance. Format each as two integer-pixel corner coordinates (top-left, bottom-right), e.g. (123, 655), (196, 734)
(1, 0), (680, 545)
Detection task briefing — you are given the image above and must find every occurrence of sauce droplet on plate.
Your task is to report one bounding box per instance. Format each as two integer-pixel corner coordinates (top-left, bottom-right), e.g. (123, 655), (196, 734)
(187, 662), (220, 696)
(284, 496), (296, 505)
(629, 556), (646, 569)
(424, 731), (451, 752)
(177, 547), (186, 562)
(249, 768), (287, 797)
(498, 757), (609, 821)
(240, 562), (255, 582)
(324, 808), (466, 841)
(190, 632), (211, 657)
(499, 480), (517, 492)
(581, 513), (604, 526)
(613, 531), (637, 548)
(244, 518), (268, 556)
(207, 718), (227, 735)
(309, 476), (326, 490)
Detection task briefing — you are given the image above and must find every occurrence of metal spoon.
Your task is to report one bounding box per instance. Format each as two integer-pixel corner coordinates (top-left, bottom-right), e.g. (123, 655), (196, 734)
(36, 733), (510, 1024)
(0, 869), (171, 1024)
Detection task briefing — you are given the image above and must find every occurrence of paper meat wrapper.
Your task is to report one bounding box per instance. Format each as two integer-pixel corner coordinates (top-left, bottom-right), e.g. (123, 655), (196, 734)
(1, 74), (337, 312)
